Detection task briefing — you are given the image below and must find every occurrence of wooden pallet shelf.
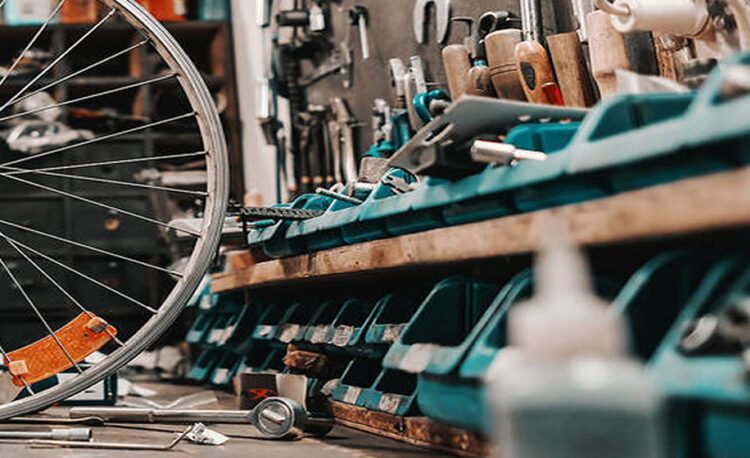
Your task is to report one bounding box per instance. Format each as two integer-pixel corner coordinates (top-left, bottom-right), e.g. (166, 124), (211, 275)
(328, 401), (488, 457)
(212, 168), (750, 294)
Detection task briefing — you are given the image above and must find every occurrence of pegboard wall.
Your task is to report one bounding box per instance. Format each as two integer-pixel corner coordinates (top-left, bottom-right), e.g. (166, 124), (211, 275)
(278, 0), (559, 156)
(270, 0), (657, 187)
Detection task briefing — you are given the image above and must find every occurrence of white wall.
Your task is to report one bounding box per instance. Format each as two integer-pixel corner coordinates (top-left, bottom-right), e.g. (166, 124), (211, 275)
(231, 0), (279, 205)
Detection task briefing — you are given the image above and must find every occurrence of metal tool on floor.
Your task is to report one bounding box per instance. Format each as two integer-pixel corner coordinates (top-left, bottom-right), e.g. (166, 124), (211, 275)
(68, 397), (334, 440)
(413, 0), (452, 44)
(30, 425), (192, 451)
(0, 428), (91, 441)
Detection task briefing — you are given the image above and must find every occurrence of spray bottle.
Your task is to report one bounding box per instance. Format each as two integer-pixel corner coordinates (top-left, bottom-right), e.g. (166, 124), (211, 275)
(489, 221), (667, 458)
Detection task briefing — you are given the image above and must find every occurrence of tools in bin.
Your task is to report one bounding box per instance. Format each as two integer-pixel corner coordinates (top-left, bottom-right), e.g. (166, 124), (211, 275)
(262, 0), (747, 204)
(514, 0), (564, 105)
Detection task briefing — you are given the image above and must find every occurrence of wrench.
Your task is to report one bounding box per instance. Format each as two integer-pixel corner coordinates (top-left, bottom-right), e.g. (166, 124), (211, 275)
(413, 0), (452, 44)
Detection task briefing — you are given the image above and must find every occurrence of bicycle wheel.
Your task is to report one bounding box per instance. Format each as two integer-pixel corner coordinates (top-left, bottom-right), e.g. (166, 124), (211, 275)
(0, 0), (228, 418)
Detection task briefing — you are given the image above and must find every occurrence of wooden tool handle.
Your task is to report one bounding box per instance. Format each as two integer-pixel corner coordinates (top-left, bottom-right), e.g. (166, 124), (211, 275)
(547, 32), (597, 107)
(514, 41), (557, 104)
(485, 29), (526, 101)
(587, 10), (630, 98)
(467, 64), (494, 97)
(442, 44), (473, 100)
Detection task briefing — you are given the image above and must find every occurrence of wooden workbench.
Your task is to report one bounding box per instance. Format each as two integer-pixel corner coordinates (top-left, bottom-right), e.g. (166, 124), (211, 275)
(213, 168), (750, 294)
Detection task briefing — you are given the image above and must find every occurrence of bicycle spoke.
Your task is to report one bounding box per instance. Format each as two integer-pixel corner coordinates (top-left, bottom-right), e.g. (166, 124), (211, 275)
(5, 151), (207, 176)
(0, 253), (83, 374)
(10, 40), (150, 109)
(1, 235), (157, 314)
(0, 233), (124, 346)
(0, 216), (184, 278)
(0, 172), (202, 236)
(0, 9), (118, 114)
(0, 73), (178, 124)
(0, 112), (196, 169)
(0, 0), (66, 92)
(2, 167), (208, 197)
(0, 0), (229, 418)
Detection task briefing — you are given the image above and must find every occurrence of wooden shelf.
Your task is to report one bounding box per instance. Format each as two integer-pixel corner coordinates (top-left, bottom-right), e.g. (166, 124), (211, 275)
(212, 168), (750, 294)
(328, 401), (487, 457)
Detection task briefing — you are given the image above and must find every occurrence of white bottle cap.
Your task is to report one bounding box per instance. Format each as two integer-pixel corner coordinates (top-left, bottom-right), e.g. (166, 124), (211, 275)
(610, 0), (709, 37)
(508, 218), (626, 361)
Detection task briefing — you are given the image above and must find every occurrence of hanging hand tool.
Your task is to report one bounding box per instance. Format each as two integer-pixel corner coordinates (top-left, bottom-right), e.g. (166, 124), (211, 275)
(485, 29), (527, 101)
(514, 0), (564, 105)
(546, 31), (596, 106)
(389, 58), (409, 110)
(69, 397), (334, 440)
(309, 1), (327, 33)
(404, 56), (426, 129)
(369, 99), (395, 157)
(306, 105), (329, 188)
(413, 0), (452, 44)
(256, 0), (271, 27)
(331, 97), (359, 183)
(587, 9), (630, 97)
(446, 17), (494, 98)
(546, 0), (597, 107)
(277, 1), (329, 33)
(277, 9), (311, 27)
(338, 8), (356, 89)
(296, 114), (314, 194)
(349, 6), (370, 60)
(327, 117), (343, 184)
(571, 0), (595, 42)
(299, 50), (347, 87)
(319, 107), (335, 187)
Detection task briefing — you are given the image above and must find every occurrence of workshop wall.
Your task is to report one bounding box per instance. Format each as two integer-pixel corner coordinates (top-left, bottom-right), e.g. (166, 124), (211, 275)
(305, 0), (549, 166)
(240, 0), (656, 203)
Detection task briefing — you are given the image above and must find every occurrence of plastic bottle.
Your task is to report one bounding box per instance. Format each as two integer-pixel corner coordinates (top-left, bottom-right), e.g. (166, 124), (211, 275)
(489, 223), (667, 458)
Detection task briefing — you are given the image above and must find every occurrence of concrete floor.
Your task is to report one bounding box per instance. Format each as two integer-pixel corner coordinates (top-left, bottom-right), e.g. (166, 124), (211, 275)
(0, 383), (451, 457)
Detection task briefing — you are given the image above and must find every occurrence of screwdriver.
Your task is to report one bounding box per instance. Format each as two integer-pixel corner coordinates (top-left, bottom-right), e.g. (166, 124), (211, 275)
(441, 17), (475, 100)
(544, 0), (597, 107)
(514, 0), (564, 105)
